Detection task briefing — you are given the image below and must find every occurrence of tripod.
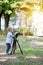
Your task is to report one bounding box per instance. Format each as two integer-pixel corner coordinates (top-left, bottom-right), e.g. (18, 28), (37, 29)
(16, 39), (23, 55)
(11, 37), (23, 55)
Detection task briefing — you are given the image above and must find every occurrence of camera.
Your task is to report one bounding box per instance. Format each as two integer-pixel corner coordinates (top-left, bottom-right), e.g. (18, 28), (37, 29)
(14, 32), (20, 38)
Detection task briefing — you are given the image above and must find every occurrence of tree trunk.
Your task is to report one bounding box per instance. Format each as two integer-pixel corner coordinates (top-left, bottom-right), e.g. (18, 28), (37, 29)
(4, 14), (10, 29)
(0, 16), (1, 30)
(0, 13), (2, 30)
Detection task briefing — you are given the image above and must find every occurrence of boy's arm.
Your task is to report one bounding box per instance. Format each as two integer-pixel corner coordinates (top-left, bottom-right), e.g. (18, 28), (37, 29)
(10, 32), (14, 38)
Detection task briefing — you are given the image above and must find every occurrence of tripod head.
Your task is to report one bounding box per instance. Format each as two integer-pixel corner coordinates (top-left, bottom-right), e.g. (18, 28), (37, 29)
(14, 32), (20, 38)
(13, 32), (20, 42)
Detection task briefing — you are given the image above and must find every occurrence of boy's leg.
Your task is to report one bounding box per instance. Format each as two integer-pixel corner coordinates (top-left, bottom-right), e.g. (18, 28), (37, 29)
(6, 44), (11, 54)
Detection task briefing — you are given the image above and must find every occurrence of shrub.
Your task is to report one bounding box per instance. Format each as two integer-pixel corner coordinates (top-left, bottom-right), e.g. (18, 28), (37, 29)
(0, 30), (7, 35)
(14, 28), (33, 36)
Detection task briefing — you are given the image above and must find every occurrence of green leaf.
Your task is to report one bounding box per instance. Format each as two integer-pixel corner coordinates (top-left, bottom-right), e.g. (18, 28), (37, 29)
(3, 0), (9, 3)
(10, 2), (16, 9)
(0, 6), (2, 13)
(0, 1), (3, 4)
(5, 10), (12, 14)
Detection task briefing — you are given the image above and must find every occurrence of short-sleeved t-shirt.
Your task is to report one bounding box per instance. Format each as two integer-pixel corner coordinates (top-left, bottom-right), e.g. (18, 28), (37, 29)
(6, 32), (14, 44)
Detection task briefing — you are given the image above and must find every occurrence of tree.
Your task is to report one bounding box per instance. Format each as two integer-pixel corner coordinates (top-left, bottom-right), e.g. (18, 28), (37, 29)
(0, 0), (24, 30)
(3, 0), (22, 29)
(2, 0), (12, 29)
(0, 10), (2, 30)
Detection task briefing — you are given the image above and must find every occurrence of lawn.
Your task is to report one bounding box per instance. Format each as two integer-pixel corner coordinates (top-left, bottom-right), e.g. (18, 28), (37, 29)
(0, 36), (43, 65)
(16, 37), (43, 57)
(4, 62), (43, 65)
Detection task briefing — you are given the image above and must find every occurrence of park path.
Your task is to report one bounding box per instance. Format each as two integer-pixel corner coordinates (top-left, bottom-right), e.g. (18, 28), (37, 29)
(30, 40), (43, 48)
(0, 53), (43, 64)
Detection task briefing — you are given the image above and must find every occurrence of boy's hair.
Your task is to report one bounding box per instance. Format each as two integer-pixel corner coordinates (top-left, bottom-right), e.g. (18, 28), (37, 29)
(7, 26), (13, 31)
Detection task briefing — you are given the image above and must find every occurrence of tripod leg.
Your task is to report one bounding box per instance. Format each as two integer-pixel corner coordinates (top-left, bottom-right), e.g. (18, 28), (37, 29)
(11, 43), (16, 54)
(17, 40), (23, 55)
(13, 45), (16, 54)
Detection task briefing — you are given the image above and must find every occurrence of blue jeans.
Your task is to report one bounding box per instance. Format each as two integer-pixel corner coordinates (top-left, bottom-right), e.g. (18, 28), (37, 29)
(6, 43), (11, 54)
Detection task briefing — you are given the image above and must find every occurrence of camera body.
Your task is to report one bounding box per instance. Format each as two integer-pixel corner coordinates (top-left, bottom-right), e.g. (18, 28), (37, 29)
(14, 32), (20, 38)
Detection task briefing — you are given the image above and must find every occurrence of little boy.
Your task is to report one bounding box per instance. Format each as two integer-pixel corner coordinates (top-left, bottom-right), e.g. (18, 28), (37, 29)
(6, 26), (14, 55)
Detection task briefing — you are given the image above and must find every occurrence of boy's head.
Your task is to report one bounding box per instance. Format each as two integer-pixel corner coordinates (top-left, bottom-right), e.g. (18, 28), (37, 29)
(7, 26), (13, 32)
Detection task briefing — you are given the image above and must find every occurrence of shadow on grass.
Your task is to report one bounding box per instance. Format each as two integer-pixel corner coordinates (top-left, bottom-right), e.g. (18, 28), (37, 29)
(0, 57), (43, 65)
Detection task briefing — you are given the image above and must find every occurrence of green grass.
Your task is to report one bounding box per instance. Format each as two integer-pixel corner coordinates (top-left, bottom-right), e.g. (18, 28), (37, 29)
(0, 36), (6, 41)
(0, 36), (43, 57)
(0, 36), (43, 65)
(0, 36), (43, 42)
(4, 61), (43, 65)
(16, 37), (43, 56)
(16, 48), (43, 57)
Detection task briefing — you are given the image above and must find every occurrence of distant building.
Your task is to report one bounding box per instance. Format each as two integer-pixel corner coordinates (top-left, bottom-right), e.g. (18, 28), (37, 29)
(32, 12), (43, 36)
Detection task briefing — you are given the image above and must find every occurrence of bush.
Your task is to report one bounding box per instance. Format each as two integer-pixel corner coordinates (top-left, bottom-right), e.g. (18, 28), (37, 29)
(0, 30), (7, 35)
(13, 28), (33, 36)
(13, 29), (19, 33)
